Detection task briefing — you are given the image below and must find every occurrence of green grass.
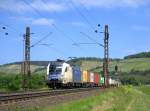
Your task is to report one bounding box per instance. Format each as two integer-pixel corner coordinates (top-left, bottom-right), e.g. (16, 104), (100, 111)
(14, 86), (150, 111)
(106, 86), (150, 111)
(137, 85), (150, 95)
(11, 86), (150, 111)
(46, 86), (150, 111)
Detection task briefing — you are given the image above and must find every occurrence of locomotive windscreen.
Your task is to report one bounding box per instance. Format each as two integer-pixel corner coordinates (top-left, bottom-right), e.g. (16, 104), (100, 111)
(49, 65), (56, 73)
(49, 62), (63, 74)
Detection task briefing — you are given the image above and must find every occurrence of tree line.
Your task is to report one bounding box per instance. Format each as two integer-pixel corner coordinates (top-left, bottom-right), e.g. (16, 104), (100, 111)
(124, 52), (150, 59)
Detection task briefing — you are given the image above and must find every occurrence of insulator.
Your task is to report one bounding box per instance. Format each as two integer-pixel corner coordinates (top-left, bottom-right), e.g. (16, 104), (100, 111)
(95, 30), (98, 33)
(2, 27), (6, 29)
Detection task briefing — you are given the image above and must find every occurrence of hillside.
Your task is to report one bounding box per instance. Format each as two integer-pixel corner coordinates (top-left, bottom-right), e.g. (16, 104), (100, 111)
(0, 64), (47, 74)
(69, 58), (150, 73)
(124, 51), (150, 59)
(2, 61), (49, 66)
(0, 58), (150, 75)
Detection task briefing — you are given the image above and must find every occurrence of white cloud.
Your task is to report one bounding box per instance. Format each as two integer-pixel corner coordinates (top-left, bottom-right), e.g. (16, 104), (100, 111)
(0, 0), (30, 12)
(32, 18), (55, 26)
(10, 16), (33, 22)
(1, 0), (149, 13)
(10, 16), (55, 26)
(73, 0), (150, 8)
(132, 25), (150, 31)
(30, 0), (67, 12)
(0, 0), (67, 13)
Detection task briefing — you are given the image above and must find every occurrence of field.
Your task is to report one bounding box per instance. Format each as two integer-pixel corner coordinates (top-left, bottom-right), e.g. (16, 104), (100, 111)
(109, 58), (150, 72)
(90, 58), (150, 72)
(14, 86), (150, 111)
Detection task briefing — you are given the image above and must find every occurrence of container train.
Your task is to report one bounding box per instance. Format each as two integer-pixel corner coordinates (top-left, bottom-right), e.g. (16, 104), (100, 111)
(46, 60), (119, 88)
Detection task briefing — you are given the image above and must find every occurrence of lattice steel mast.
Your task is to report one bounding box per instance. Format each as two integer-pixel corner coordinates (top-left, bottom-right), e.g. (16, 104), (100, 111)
(103, 25), (109, 86)
(21, 27), (31, 89)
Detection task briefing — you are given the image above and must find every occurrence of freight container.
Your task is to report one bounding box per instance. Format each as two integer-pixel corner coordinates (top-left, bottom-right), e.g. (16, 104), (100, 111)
(94, 73), (100, 84)
(90, 72), (94, 83)
(82, 70), (89, 82)
(100, 76), (104, 84)
(72, 66), (81, 83)
(87, 71), (90, 82)
(109, 78), (117, 85)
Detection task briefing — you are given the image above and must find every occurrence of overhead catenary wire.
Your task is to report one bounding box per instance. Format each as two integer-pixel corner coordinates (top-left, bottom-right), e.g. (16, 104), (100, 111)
(30, 32), (52, 48)
(80, 32), (104, 47)
(45, 45), (67, 58)
(0, 23), (22, 35)
(73, 43), (101, 45)
(68, 0), (95, 31)
(39, 0), (78, 43)
(21, 0), (74, 60)
(78, 1), (97, 23)
(40, 0), (85, 44)
(41, 0), (98, 50)
(22, 0), (75, 43)
(0, 23), (25, 45)
(22, 0), (88, 55)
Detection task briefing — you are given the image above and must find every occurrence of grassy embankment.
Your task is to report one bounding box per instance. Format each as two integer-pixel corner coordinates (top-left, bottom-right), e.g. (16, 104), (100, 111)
(15, 86), (150, 111)
(45, 86), (150, 111)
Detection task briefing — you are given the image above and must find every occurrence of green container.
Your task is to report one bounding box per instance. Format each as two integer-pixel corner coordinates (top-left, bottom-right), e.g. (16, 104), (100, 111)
(99, 73), (104, 84)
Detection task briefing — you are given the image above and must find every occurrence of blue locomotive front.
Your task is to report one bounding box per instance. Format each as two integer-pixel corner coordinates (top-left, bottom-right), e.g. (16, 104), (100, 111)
(46, 62), (63, 88)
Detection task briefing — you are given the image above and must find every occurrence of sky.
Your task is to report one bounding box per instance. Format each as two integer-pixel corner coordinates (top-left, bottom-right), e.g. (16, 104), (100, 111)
(0, 0), (150, 64)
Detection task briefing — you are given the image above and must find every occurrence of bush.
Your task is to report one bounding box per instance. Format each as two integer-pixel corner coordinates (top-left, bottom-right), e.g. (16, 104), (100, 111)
(0, 73), (47, 91)
(118, 70), (150, 85)
(8, 75), (22, 91)
(28, 74), (46, 89)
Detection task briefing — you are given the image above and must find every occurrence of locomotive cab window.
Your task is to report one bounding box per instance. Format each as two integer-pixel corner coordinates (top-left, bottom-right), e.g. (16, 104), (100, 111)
(55, 68), (62, 73)
(49, 65), (55, 73)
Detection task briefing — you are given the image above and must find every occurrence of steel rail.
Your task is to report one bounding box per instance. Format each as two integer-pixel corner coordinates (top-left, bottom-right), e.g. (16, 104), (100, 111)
(0, 87), (100, 104)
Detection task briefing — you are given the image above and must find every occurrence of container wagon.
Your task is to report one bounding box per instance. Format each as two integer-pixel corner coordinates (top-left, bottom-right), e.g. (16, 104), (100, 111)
(94, 72), (100, 86)
(89, 72), (94, 87)
(46, 60), (120, 89)
(81, 70), (90, 87)
(99, 75), (105, 86)
(72, 66), (81, 87)
(109, 78), (119, 87)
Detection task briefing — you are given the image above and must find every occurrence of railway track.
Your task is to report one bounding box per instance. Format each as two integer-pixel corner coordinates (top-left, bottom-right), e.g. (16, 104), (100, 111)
(0, 87), (101, 105)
